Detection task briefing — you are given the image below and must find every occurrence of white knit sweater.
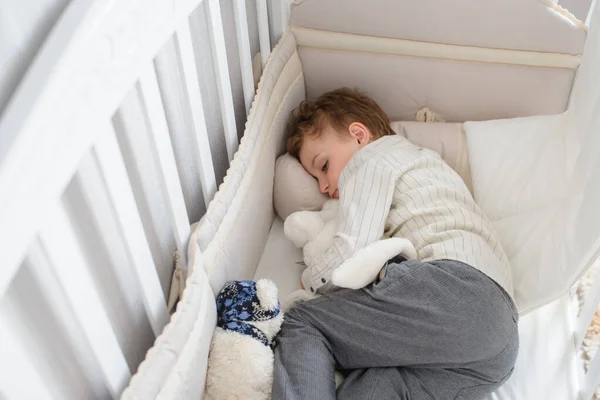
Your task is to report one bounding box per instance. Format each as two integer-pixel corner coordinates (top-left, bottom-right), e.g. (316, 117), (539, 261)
(302, 135), (514, 298)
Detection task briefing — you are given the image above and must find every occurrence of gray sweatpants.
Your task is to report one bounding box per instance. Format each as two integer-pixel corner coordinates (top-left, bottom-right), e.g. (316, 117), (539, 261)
(272, 258), (519, 400)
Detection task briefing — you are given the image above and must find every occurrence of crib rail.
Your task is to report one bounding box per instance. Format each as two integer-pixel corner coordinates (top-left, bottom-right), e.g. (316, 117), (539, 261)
(0, 0), (290, 398)
(558, 0), (597, 25)
(576, 260), (600, 400)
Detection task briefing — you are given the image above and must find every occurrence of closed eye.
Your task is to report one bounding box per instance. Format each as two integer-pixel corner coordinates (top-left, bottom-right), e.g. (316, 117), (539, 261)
(321, 161), (328, 172)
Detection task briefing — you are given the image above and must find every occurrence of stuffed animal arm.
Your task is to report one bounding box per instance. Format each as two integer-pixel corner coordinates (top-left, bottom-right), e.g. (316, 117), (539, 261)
(283, 199), (417, 294)
(331, 237), (417, 289)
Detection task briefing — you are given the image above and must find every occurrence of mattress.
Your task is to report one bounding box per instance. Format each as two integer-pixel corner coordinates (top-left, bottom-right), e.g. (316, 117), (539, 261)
(253, 217), (583, 399)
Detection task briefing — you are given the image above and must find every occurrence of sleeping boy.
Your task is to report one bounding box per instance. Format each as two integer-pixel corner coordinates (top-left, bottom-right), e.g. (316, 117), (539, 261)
(272, 87), (519, 400)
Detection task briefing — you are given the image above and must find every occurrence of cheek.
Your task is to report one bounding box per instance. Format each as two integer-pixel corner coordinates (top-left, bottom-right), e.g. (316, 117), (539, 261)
(333, 152), (353, 179)
(328, 166), (341, 185)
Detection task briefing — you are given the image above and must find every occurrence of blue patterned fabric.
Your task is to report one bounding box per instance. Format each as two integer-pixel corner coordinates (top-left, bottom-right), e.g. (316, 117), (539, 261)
(216, 280), (281, 347)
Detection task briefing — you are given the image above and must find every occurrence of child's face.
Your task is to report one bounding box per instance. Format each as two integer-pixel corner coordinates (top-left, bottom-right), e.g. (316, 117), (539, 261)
(299, 122), (370, 199)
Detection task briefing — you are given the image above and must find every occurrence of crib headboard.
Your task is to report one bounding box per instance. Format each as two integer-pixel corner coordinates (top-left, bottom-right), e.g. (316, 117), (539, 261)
(290, 0), (588, 122)
(0, 0), (289, 397)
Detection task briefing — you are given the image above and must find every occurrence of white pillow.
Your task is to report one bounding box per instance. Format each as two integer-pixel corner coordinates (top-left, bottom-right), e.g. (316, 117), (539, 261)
(464, 113), (570, 314)
(465, 114), (569, 221)
(273, 153), (329, 221)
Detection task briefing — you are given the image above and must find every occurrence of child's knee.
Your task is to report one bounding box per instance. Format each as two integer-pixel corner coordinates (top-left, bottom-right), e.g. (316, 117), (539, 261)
(281, 302), (318, 328)
(467, 324), (519, 385)
(276, 306), (333, 354)
(279, 301), (329, 339)
(281, 307), (303, 326)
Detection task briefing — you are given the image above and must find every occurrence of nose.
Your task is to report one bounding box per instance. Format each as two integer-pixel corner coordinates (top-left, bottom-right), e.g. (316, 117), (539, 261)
(318, 178), (329, 195)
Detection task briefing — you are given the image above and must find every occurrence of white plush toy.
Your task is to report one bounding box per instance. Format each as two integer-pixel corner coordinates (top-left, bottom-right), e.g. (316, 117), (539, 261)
(204, 279), (284, 400)
(283, 199), (418, 309)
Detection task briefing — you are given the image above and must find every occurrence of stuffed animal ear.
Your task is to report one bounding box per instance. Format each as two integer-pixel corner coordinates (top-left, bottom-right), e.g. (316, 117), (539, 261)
(256, 279), (279, 311)
(283, 211), (325, 248)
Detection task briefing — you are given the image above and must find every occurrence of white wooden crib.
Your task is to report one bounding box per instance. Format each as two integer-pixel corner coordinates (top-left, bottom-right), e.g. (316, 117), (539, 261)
(1, 0), (600, 399)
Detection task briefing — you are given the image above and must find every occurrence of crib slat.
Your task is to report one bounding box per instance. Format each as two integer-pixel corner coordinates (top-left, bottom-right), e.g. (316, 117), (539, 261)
(584, 0), (597, 26)
(558, 0), (594, 24)
(70, 148), (157, 370)
(576, 266), (600, 349)
(268, 0), (291, 47)
(233, 0), (255, 115)
(0, 125), (97, 297)
(138, 63), (191, 263)
(0, 314), (55, 400)
(175, 23), (218, 206)
(93, 125), (169, 336)
(17, 244), (108, 399)
(39, 202), (130, 398)
(583, 345), (600, 400)
(256, 0), (271, 67)
(208, 0), (239, 161)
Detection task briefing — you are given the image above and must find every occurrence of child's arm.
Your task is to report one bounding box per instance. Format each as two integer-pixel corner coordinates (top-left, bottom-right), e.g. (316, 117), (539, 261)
(301, 157), (398, 293)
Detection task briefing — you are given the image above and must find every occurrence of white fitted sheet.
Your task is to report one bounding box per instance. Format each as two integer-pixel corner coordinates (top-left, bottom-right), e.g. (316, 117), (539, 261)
(253, 218), (582, 399)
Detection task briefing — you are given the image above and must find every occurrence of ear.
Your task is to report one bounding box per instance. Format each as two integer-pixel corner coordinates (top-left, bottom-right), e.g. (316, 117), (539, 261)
(348, 122), (372, 145)
(256, 279), (279, 311)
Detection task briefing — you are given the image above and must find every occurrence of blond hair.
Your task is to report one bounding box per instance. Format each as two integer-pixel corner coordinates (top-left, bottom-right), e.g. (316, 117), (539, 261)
(286, 87), (395, 158)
